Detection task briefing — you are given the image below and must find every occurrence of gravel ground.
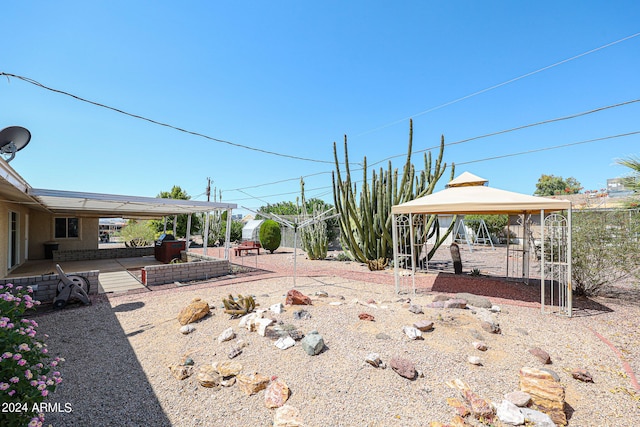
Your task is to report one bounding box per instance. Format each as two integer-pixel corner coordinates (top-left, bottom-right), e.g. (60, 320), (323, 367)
(31, 245), (640, 426)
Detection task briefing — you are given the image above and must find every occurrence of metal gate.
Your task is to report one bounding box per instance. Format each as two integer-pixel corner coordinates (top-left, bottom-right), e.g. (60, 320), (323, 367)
(541, 213), (572, 316)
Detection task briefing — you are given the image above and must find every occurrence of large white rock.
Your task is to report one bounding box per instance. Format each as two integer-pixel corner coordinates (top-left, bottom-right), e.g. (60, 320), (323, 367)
(402, 325), (423, 340)
(217, 327), (235, 343)
(274, 336), (296, 350)
(496, 400), (525, 425)
(256, 318), (274, 336)
(270, 303), (284, 314)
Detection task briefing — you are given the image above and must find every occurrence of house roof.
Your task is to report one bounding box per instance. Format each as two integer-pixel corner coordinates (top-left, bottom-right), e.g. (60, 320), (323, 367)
(392, 172), (571, 215)
(1, 159), (236, 218)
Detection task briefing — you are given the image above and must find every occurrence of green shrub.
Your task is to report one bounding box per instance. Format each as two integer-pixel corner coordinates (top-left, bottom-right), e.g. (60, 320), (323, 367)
(259, 220), (282, 254)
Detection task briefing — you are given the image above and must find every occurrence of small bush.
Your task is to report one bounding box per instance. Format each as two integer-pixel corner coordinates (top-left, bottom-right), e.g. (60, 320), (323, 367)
(259, 220), (282, 254)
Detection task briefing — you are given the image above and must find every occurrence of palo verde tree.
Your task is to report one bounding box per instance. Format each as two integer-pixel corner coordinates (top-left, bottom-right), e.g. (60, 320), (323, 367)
(332, 119), (455, 264)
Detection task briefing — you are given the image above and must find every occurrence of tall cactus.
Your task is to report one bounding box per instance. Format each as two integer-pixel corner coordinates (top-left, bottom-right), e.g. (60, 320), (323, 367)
(300, 178), (329, 260)
(332, 119), (454, 263)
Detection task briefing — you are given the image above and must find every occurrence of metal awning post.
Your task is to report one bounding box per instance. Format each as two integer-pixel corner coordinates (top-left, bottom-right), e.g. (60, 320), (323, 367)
(203, 212), (210, 256)
(173, 215), (177, 236)
(186, 214), (192, 250)
(224, 208), (232, 260)
(163, 217), (167, 233)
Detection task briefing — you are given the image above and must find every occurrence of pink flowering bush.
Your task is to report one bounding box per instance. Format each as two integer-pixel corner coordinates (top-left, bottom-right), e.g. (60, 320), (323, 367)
(0, 284), (63, 427)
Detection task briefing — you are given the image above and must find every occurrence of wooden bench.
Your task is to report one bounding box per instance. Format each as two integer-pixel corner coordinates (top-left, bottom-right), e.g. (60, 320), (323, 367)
(234, 241), (261, 256)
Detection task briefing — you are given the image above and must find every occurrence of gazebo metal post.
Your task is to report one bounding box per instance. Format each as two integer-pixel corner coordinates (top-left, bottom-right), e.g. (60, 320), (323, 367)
(409, 213), (416, 295)
(567, 205), (573, 316)
(392, 213), (399, 294)
(522, 213), (529, 283)
(540, 209), (545, 313)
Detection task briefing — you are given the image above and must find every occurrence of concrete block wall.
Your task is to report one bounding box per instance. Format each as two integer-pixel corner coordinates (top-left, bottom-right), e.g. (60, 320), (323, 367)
(53, 247), (154, 262)
(0, 270), (100, 303)
(142, 252), (229, 286)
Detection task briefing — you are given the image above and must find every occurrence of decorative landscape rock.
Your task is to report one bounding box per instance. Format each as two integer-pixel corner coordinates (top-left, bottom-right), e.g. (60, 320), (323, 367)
(446, 379), (495, 421)
(365, 353), (383, 368)
(212, 361), (243, 377)
(358, 313), (375, 321)
(455, 293), (493, 309)
(227, 347), (242, 359)
(264, 378), (290, 408)
(426, 301), (445, 309)
(443, 298), (467, 309)
(571, 368), (593, 383)
(178, 298), (211, 325)
(496, 399), (525, 425)
(179, 324), (195, 334)
(473, 341), (488, 351)
(273, 405), (303, 427)
(519, 367), (567, 426)
(293, 309), (312, 320)
(390, 357), (416, 380)
(529, 347), (552, 364)
(286, 289), (312, 305)
(402, 325), (423, 340)
(256, 317), (274, 336)
(274, 336), (296, 350)
(519, 407), (556, 427)
(236, 372), (270, 395)
(197, 365), (222, 388)
(287, 330), (304, 341)
(269, 303), (284, 314)
(314, 290), (329, 297)
(217, 327), (235, 343)
(481, 320), (501, 334)
(168, 364), (193, 380)
(504, 390), (531, 407)
(467, 356), (482, 366)
(413, 320), (434, 332)
(408, 304), (424, 314)
(300, 330), (325, 355)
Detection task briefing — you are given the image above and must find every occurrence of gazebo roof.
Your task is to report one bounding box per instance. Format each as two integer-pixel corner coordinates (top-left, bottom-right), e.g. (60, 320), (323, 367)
(392, 172), (571, 215)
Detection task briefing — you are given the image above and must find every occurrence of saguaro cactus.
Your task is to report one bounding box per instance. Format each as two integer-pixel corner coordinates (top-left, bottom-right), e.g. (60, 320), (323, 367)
(332, 119), (454, 264)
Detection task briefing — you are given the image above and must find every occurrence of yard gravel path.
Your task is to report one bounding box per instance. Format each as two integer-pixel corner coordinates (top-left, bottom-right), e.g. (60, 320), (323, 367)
(31, 245), (639, 426)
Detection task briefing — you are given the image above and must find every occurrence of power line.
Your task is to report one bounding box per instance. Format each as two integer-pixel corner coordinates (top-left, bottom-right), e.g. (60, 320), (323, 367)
(0, 72), (336, 165)
(223, 98), (640, 192)
(368, 98), (640, 167)
(355, 32), (640, 137)
(454, 131), (640, 166)
(224, 130), (640, 203)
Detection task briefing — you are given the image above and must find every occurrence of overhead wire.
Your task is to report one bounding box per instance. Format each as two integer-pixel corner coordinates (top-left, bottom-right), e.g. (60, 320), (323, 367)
(225, 130), (640, 204)
(0, 72), (336, 165)
(223, 98), (640, 192)
(355, 32), (640, 137)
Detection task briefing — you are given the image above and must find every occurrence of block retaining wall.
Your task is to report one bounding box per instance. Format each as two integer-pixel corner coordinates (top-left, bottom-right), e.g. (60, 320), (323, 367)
(142, 251), (229, 286)
(0, 271), (100, 303)
(53, 247), (154, 262)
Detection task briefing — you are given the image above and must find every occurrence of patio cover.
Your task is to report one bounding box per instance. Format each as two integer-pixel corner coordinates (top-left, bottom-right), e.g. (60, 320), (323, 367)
(27, 188), (236, 218)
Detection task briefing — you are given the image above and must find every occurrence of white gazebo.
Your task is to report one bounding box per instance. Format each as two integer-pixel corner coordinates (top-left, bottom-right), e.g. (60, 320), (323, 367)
(391, 172), (573, 316)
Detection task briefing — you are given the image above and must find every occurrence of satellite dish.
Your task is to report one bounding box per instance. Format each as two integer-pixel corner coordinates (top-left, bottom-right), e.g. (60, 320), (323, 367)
(0, 126), (31, 163)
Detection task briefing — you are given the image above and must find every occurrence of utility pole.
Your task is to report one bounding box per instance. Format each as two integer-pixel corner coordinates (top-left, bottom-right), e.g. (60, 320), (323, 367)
(206, 177), (211, 202)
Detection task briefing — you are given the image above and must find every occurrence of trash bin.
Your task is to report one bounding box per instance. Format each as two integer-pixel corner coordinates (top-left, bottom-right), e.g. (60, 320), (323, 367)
(44, 241), (59, 259)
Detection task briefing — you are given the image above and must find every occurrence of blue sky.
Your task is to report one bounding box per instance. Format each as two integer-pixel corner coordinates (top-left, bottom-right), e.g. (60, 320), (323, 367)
(2, 1), (639, 214)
